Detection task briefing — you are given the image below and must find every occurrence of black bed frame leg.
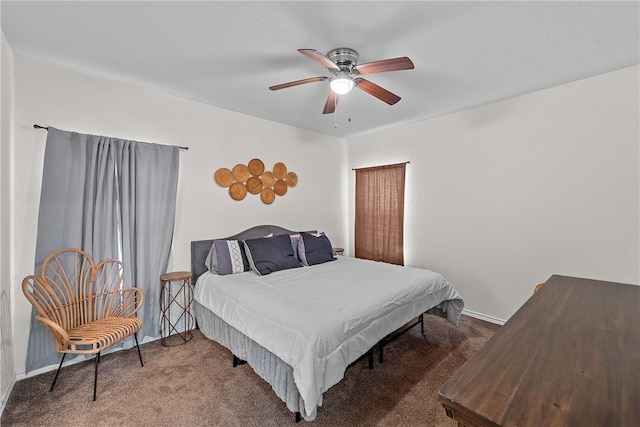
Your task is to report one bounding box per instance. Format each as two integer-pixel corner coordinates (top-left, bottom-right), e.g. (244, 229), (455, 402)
(295, 411), (301, 423)
(233, 354), (247, 367)
(420, 313), (424, 334)
(368, 349), (374, 369)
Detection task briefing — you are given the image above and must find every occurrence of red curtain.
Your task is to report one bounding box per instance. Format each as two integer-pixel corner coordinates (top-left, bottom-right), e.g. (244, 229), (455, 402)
(354, 162), (406, 265)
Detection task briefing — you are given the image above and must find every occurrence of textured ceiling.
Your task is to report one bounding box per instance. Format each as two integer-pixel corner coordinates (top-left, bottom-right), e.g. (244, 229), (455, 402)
(2, 1), (638, 139)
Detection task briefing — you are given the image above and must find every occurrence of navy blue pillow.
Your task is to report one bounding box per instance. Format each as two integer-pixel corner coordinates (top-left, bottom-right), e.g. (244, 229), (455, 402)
(244, 234), (301, 276)
(300, 232), (336, 266)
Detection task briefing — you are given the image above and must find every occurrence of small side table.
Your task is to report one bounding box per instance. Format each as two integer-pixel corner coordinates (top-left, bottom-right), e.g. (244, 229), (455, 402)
(160, 271), (194, 347)
(333, 247), (344, 256)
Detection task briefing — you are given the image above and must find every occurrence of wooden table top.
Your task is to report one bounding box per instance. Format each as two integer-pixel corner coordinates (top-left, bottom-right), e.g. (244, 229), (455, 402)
(439, 274), (640, 427)
(160, 271), (193, 282)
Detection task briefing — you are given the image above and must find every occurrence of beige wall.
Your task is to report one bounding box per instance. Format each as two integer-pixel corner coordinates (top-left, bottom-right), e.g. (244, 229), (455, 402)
(10, 56), (348, 376)
(0, 30), (16, 410)
(348, 65), (640, 322)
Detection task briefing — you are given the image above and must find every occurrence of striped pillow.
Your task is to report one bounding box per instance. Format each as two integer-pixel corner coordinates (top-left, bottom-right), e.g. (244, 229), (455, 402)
(205, 239), (250, 275)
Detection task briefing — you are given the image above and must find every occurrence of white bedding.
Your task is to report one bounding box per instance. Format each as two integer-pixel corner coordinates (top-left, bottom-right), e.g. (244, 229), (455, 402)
(194, 256), (463, 419)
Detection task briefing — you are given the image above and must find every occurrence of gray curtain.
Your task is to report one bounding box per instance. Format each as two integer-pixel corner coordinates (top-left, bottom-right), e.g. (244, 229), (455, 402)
(118, 140), (179, 340)
(26, 127), (179, 372)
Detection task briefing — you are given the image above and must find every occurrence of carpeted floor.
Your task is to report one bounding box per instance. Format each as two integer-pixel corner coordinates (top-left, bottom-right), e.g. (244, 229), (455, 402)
(2, 315), (499, 426)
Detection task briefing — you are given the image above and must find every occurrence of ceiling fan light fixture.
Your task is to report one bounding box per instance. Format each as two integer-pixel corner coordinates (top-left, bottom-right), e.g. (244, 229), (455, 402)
(270, 47), (413, 114)
(330, 72), (354, 95)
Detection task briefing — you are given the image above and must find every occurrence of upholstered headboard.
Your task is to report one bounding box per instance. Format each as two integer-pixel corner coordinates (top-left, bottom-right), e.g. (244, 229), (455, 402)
(190, 225), (298, 285)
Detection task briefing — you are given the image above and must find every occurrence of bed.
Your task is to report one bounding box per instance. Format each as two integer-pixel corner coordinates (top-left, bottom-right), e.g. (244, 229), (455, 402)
(191, 225), (464, 422)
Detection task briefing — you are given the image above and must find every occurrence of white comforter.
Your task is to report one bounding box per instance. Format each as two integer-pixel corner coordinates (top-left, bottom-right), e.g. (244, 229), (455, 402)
(194, 256), (463, 419)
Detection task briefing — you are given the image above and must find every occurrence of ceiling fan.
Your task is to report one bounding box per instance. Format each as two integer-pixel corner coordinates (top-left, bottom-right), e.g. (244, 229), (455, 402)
(269, 48), (414, 114)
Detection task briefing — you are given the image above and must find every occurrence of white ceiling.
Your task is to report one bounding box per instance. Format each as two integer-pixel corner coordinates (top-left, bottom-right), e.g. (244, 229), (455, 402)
(2, 1), (638, 139)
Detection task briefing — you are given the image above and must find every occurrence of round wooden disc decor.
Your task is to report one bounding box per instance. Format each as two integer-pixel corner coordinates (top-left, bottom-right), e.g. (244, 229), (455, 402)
(246, 176), (263, 194)
(273, 162), (287, 179)
(229, 182), (247, 201)
(260, 187), (275, 205)
(214, 168), (233, 187)
(248, 158), (265, 177)
(274, 179), (288, 196)
(232, 164), (250, 183)
(261, 171), (276, 187)
(285, 171), (298, 188)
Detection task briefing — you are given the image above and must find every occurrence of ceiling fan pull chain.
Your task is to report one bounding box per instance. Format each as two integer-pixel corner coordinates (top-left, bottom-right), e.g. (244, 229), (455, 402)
(348, 92), (352, 123)
(334, 95), (338, 128)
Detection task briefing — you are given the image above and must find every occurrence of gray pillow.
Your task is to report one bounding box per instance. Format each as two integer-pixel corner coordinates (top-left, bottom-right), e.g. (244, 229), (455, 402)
(299, 232), (335, 266)
(243, 234), (301, 276)
(289, 233), (303, 261)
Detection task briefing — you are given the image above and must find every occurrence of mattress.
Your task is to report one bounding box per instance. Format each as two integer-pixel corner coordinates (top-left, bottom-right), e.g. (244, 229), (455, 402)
(194, 255), (464, 420)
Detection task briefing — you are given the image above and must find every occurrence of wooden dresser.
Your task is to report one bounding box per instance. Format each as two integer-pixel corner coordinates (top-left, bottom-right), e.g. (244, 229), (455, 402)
(439, 274), (640, 427)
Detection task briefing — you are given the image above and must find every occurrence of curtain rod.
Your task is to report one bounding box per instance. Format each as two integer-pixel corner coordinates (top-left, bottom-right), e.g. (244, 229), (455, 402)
(352, 161), (410, 171)
(33, 124), (189, 150)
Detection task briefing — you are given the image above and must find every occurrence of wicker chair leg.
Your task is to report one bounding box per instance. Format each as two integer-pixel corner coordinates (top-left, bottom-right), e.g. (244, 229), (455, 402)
(134, 333), (144, 367)
(50, 353), (66, 392)
(93, 352), (100, 401)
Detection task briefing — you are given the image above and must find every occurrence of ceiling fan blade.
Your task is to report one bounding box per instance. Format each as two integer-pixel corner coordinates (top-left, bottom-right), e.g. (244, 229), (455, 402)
(269, 76), (328, 91)
(298, 49), (340, 71)
(355, 78), (401, 105)
(322, 91), (338, 114)
(355, 57), (414, 75)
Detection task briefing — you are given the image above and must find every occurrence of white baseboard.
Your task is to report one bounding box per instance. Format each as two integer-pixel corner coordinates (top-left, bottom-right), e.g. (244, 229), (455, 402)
(462, 308), (506, 326)
(0, 373), (16, 418)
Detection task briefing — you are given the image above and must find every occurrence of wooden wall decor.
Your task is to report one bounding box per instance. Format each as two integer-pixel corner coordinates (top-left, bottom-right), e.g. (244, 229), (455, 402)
(214, 158), (298, 204)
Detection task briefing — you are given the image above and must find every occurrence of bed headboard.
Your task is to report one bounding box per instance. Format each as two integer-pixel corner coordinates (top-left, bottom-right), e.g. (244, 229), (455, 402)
(190, 225), (298, 285)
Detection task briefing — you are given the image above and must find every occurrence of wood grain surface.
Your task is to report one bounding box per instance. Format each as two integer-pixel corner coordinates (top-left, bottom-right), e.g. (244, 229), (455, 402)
(439, 275), (640, 427)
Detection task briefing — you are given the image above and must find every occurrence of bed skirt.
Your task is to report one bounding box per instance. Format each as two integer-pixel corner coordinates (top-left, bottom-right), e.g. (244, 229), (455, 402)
(193, 301), (311, 419)
(194, 299), (460, 421)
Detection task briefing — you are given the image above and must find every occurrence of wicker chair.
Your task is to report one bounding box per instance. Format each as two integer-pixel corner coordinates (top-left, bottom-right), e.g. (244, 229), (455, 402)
(22, 248), (144, 400)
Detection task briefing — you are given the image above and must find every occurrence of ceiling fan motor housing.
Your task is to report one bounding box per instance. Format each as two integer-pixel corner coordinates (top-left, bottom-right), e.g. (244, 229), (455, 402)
(327, 48), (359, 72)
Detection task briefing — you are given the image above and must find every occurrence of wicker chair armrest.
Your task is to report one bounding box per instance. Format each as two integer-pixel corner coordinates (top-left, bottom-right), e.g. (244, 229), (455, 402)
(110, 287), (144, 318)
(36, 315), (70, 347)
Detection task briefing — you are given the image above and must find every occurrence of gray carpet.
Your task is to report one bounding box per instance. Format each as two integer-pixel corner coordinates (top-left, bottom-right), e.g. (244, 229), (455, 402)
(2, 315), (499, 426)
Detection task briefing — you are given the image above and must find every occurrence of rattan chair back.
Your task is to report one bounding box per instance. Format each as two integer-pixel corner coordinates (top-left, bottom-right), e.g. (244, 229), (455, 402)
(22, 248), (145, 400)
(22, 248), (144, 355)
